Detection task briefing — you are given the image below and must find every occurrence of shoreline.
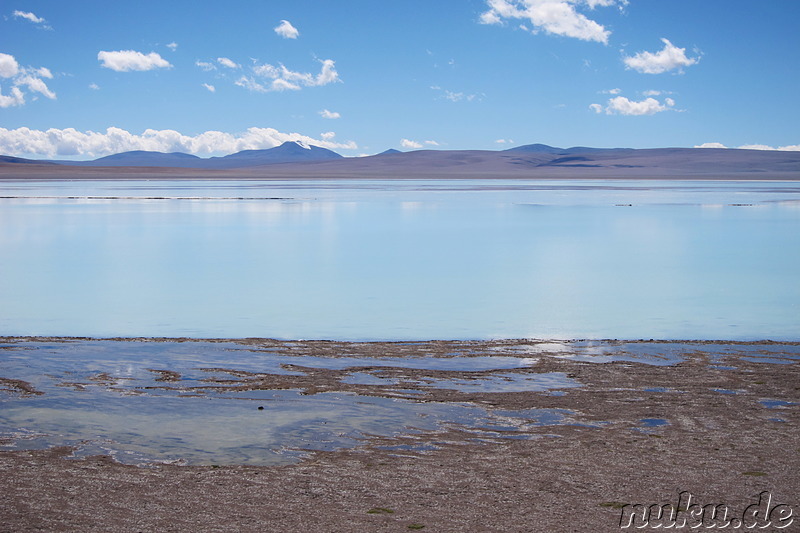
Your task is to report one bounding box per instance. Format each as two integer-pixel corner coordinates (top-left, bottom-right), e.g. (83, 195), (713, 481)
(1, 337), (798, 530)
(3, 334), (799, 343)
(2, 172), (800, 182)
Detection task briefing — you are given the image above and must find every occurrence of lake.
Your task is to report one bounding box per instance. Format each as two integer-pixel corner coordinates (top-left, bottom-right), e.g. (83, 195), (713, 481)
(2, 178), (799, 465)
(1, 178), (799, 340)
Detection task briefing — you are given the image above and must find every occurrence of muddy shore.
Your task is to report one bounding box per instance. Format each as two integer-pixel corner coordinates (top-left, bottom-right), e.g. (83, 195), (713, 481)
(1, 338), (798, 531)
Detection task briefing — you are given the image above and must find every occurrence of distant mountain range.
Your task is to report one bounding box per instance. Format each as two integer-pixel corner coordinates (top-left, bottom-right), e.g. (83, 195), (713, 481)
(46, 141), (344, 169)
(2, 141), (799, 180)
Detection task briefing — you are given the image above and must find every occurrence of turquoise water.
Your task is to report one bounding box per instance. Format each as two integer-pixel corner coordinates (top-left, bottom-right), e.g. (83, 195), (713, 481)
(1, 179), (798, 340)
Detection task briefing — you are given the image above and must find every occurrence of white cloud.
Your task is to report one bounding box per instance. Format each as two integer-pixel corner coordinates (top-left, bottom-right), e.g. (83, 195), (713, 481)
(739, 144), (779, 151)
(0, 53), (56, 106)
(495, 139), (514, 144)
(479, 0), (626, 44)
(321, 131), (336, 140)
(424, 140), (440, 146)
(234, 76), (267, 92)
(253, 64), (280, 78)
(585, 0), (626, 7)
(401, 139), (423, 149)
(196, 60), (216, 71)
(599, 88), (621, 94)
(167, 42), (178, 51)
(606, 96), (673, 115)
(319, 109), (341, 119)
(694, 142), (727, 149)
(217, 57), (240, 69)
(0, 86), (25, 108)
(0, 126), (358, 158)
(202, 83), (216, 93)
(695, 143), (800, 151)
(445, 90), (470, 102)
(13, 10), (45, 24)
(591, 95), (675, 115)
(98, 50), (172, 72)
(270, 78), (301, 91)
(15, 71), (56, 99)
(623, 38), (699, 74)
(431, 86), (481, 102)
(12, 10), (52, 30)
(243, 59), (340, 92)
(89, 83), (100, 90)
(0, 53), (20, 78)
(315, 60), (339, 85)
(274, 20), (300, 39)
(31, 67), (52, 78)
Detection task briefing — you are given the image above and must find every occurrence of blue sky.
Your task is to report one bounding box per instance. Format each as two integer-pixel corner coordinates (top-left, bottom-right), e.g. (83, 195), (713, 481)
(1, 0), (798, 159)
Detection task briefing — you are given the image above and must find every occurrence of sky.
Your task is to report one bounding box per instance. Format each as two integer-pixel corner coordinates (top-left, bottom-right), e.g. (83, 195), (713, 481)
(1, 0), (799, 159)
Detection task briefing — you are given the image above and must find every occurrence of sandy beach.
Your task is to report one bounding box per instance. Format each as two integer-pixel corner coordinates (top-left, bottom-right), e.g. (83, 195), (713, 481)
(1, 338), (798, 531)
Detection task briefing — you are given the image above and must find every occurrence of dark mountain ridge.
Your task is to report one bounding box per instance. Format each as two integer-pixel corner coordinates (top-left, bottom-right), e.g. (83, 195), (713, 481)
(0, 155), (58, 165)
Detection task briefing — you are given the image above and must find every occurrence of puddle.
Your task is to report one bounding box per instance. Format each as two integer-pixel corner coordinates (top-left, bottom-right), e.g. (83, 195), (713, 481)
(502, 341), (687, 366)
(704, 344), (800, 366)
(500, 341), (800, 367)
(0, 385), (583, 465)
(375, 443), (440, 453)
(759, 399), (796, 409)
(640, 418), (669, 427)
(712, 388), (744, 395)
(631, 418), (669, 434)
(0, 339), (536, 377)
(284, 355), (537, 372)
(418, 372), (581, 393)
(641, 387), (683, 393)
(341, 372), (400, 386)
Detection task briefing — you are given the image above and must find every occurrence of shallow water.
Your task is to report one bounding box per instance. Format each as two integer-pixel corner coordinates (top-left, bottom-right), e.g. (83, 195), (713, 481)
(0, 339), (578, 465)
(760, 399), (796, 409)
(1, 338), (796, 465)
(3, 388), (572, 465)
(1, 179), (799, 340)
(640, 418), (669, 427)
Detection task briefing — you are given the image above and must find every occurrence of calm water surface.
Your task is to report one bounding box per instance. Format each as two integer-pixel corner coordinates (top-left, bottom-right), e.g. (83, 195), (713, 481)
(1, 179), (798, 340)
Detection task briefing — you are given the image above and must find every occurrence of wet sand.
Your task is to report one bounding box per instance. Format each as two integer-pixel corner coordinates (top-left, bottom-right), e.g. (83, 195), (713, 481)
(1, 338), (798, 531)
